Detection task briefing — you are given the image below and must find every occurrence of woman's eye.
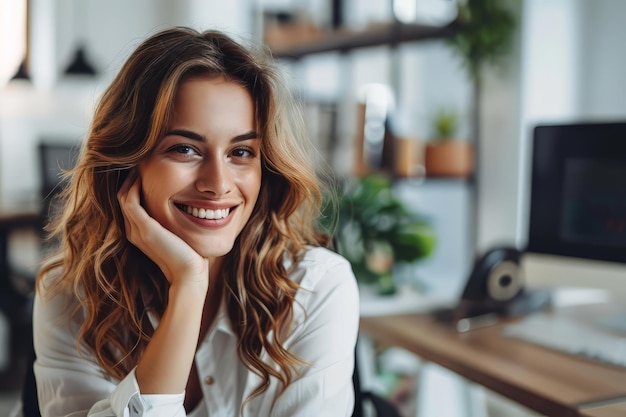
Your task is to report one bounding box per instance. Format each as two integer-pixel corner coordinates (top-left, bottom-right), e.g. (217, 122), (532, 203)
(232, 148), (254, 158)
(171, 145), (198, 155)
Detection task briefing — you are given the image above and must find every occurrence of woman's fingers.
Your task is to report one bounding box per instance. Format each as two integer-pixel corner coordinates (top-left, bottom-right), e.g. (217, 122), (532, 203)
(117, 170), (209, 289)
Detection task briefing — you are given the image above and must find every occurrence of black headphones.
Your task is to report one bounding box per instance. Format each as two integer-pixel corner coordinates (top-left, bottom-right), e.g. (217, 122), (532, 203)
(462, 246), (525, 304)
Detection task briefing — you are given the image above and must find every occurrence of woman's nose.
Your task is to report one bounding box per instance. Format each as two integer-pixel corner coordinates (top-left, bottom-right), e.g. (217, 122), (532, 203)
(195, 157), (233, 196)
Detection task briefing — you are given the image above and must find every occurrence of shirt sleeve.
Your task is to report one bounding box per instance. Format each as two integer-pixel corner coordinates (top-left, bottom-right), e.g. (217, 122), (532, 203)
(269, 253), (360, 417)
(33, 291), (187, 417)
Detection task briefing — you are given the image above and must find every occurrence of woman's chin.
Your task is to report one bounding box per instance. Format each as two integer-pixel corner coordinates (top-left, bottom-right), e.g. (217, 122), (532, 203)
(194, 243), (234, 260)
(178, 233), (236, 260)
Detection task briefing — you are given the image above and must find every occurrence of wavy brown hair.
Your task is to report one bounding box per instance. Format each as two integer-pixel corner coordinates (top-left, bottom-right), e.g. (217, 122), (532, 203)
(37, 27), (332, 399)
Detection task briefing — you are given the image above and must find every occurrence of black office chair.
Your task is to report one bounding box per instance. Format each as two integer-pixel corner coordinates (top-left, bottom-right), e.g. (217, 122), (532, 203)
(352, 345), (403, 417)
(22, 344), (40, 417)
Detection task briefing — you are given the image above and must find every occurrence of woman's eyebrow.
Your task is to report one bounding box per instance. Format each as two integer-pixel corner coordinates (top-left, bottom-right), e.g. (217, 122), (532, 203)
(232, 131), (259, 142)
(165, 129), (205, 142)
(164, 129), (258, 143)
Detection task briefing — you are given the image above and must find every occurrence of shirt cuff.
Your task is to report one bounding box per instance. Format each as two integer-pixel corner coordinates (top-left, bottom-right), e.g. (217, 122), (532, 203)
(109, 367), (186, 416)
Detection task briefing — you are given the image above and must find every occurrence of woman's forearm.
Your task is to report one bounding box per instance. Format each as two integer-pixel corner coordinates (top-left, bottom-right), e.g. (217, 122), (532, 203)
(135, 282), (206, 394)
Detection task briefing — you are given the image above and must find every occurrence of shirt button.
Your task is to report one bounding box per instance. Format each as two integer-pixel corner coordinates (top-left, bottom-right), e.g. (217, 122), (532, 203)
(205, 376), (215, 385)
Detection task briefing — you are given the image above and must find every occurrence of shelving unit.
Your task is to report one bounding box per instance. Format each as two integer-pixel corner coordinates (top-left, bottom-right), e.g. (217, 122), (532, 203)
(267, 15), (465, 168)
(266, 12), (476, 282)
(271, 20), (461, 59)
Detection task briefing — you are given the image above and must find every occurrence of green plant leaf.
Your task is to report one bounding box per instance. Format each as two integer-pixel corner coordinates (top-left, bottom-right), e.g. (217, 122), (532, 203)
(329, 174), (436, 288)
(433, 108), (459, 140)
(446, 0), (518, 81)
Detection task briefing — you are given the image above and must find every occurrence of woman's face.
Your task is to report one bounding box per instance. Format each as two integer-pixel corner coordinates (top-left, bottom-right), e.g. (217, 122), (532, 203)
(138, 75), (262, 260)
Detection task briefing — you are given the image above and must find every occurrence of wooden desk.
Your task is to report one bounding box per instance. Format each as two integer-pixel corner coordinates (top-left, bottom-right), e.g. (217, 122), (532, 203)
(360, 311), (626, 417)
(581, 403), (626, 417)
(0, 201), (41, 231)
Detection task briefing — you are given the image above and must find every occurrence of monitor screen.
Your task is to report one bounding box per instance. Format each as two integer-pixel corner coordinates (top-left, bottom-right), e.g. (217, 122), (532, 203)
(527, 121), (626, 264)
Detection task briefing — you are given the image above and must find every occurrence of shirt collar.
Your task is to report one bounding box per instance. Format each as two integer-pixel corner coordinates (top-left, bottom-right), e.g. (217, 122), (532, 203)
(212, 300), (235, 337)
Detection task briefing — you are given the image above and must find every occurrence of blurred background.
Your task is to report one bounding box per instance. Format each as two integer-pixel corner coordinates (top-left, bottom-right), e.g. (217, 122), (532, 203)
(1, 0), (626, 415)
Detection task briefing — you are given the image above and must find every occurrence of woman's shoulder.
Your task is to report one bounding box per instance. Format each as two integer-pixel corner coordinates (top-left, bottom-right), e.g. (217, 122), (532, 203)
(299, 246), (350, 268)
(35, 263), (80, 320)
(288, 246), (360, 331)
(289, 246), (357, 293)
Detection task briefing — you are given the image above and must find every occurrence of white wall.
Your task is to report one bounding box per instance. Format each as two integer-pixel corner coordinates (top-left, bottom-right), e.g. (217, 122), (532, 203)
(515, 0), (584, 246)
(578, 0), (626, 118)
(475, 0), (523, 253)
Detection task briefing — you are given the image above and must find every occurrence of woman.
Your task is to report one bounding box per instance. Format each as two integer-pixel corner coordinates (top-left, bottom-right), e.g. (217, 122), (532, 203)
(31, 27), (359, 416)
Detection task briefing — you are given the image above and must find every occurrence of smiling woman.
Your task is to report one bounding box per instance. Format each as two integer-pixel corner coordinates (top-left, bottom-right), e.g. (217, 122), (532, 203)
(22, 27), (359, 417)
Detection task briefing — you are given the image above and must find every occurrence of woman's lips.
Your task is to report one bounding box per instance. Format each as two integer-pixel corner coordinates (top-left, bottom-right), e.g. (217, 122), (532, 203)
(178, 204), (231, 220)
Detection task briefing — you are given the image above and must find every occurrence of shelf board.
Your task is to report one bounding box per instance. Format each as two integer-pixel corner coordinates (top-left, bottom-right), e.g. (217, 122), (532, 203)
(271, 20), (460, 59)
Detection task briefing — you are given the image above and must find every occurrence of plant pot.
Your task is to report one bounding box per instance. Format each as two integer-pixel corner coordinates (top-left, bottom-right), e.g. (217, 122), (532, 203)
(364, 243), (396, 295)
(394, 138), (424, 178)
(424, 140), (473, 178)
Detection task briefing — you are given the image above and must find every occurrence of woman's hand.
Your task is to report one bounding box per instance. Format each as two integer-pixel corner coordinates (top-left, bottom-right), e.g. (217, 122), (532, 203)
(117, 170), (209, 292)
(119, 170), (208, 395)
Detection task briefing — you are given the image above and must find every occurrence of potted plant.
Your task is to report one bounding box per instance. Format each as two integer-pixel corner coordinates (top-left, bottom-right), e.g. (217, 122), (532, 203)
(424, 108), (473, 178)
(321, 174), (436, 295)
(445, 0), (518, 167)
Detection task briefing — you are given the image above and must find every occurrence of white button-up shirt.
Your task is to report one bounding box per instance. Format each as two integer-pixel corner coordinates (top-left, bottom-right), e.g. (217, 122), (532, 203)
(32, 247), (360, 417)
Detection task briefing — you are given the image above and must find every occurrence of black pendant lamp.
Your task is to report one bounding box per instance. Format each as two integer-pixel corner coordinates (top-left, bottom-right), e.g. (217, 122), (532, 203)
(64, 45), (97, 75)
(10, 0), (30, 81)
(64, 1), (97, 76)
(11, 59), (30, 81)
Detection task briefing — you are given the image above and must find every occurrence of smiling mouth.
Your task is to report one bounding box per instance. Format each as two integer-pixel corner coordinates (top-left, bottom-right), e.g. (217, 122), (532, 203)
(177, 204), (231, 220)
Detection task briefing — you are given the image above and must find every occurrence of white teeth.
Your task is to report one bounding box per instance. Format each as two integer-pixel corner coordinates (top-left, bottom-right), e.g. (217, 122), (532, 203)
(184, 205), (230, 220)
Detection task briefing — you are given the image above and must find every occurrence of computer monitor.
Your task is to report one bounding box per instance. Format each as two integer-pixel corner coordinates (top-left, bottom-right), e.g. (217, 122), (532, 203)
(522, 121), (626, 298)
